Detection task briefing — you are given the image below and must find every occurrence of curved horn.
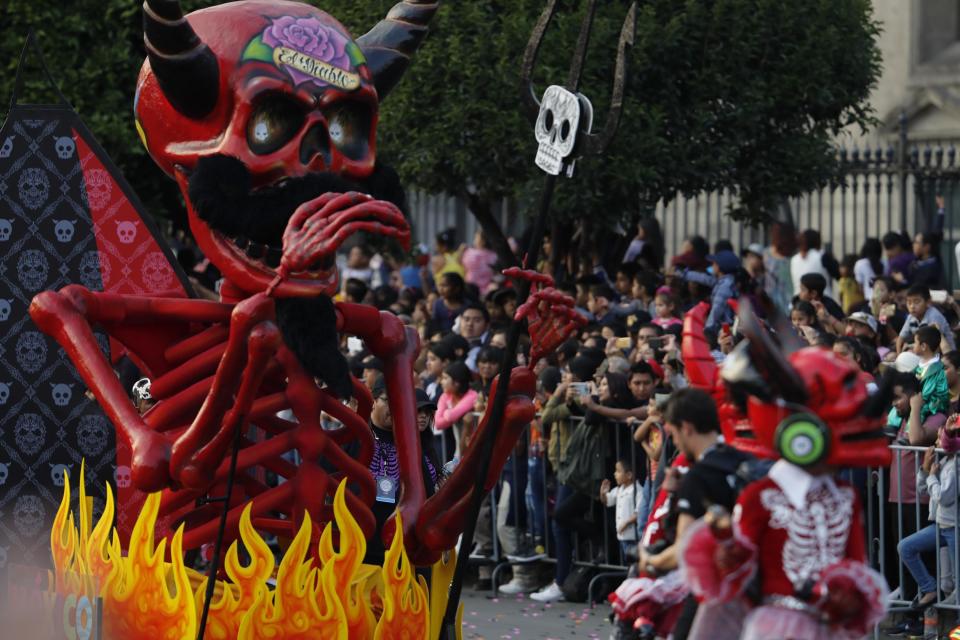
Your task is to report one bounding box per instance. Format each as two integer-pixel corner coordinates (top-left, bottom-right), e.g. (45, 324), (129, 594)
(143, 0), (219, 119)
(356, 0), (441, 101)
(736, 299), (808, 405)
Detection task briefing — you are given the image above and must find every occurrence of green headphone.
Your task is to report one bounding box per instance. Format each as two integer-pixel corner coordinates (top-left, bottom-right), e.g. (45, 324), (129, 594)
(774, 411), (830, 468)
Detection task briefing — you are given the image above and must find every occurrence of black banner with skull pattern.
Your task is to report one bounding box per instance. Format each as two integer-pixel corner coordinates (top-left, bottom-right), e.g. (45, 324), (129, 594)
(0, 101), (192, 580)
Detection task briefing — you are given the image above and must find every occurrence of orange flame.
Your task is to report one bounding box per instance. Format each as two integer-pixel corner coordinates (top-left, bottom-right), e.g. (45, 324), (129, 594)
(50, 465), (462, 640)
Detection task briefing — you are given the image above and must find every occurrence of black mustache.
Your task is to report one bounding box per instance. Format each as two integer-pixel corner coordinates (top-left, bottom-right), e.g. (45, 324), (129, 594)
(187, 154), (408, 247)
(275, 295), (353, 399)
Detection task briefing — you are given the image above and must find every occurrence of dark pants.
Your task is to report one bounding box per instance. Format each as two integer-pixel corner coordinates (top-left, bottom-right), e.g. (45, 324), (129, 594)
(552, 483), (594, 584)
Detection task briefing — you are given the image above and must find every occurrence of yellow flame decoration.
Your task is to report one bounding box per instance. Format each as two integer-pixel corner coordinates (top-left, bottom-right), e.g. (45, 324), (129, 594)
(50, 465), (463, 640)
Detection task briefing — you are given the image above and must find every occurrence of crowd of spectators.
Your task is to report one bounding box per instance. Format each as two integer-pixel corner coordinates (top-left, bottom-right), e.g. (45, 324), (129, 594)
(163, 201), (960, 637)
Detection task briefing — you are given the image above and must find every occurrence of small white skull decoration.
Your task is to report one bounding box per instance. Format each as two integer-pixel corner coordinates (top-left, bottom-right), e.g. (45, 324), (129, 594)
(18, 167), (50, 210)
(79, 251), (109, 289)
(141, 252), (174, 291)
(50, 462), (74, 487)
(14, 414), (45, 455)
(17, 249), (49, 291)
(13, 494), (45, 537)
(114, 465), (132, 489)
(0, 462), (10, 485)
(534, 85), (593, 177)
(51, 382), (74, 407)
(16, 332), (48, 374)
(54, 219), (77, 243)
(0, 219), (12, 242)
(83, 168), (112, 211)
(0, 299), (11, 321)
(0, 382), (11, 404)
(0, 136), (13, 158)
(115, 220), (139, 244)
(54, 136), (76, 160)
(77, 415), (109, 457)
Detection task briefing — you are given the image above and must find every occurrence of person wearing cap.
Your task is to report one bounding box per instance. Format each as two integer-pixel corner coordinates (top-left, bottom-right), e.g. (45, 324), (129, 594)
(365, 378), (441, 566)
(703, 250), (740, 336)
(360, 355), (383, 392)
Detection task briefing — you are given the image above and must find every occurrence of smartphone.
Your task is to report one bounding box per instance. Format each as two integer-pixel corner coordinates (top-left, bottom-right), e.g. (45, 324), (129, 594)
(647, 337), (663, 349)
(615, 337), (633, 349)
(655, 393), (671, 408)
(721, 323), (731, 335)
(931, 290), (949, 304)
(570, 382), (590, 396)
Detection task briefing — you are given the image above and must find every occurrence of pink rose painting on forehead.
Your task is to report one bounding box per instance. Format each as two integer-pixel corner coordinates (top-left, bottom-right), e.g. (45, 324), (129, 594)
(242, 15), (366, 91)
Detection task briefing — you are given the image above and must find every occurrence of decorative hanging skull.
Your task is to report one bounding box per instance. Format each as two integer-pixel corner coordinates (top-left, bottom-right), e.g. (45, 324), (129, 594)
(534, 85), (592, 177)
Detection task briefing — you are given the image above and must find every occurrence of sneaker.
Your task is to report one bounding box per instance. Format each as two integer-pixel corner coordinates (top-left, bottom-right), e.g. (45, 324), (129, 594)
(469, 544), (493, 560)
(530, 581), (565, 603)
(498, 578), (538, 595)
(883, 617), (923, 637)
(507, 541), (546, 563)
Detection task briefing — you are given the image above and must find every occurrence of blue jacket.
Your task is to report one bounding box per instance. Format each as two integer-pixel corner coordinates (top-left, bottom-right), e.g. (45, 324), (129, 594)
(706, 274), (737, 335)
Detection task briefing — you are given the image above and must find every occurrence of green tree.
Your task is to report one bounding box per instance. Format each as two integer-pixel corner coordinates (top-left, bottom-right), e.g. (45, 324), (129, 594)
(1, 0), (881, 272)
(329, 0), (882, 269)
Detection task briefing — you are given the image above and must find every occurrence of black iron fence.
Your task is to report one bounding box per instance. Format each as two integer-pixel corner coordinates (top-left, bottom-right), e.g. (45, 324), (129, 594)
(408, 114), (960, 289)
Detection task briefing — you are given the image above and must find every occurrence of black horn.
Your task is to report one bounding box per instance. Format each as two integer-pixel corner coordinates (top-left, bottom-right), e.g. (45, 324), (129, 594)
(143, 0), (219, 119)
(736, 299), (809, 405)
(356, 0), (441, 100)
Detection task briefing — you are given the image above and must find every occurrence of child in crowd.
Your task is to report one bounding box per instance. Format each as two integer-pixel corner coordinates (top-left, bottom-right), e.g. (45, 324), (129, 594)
(432, 272), (466, 333)
(837, 253), (865, 314)
(434, 361), (478, 459)
(461, 230), (499, 294)
(600, 458), (644, 562)
(898, 284), (956, 353)
(652, 287), (682, 331)
(433, 228), (465, 280)
(914, 325), (951, 424)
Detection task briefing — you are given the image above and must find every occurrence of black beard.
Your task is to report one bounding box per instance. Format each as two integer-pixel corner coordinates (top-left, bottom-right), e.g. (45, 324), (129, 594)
(186, 154), (408, 399)
(186, 154), (408, 248)
(275, 295), (352, 399)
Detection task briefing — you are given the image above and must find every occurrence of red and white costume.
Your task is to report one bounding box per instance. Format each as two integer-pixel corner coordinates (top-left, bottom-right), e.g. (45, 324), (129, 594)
(679, 302), (892, 639)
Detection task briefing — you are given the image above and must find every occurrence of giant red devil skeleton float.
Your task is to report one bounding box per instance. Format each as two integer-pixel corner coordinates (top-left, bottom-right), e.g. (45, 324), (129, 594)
(29, 0), (582, 566)
(680, 303), (891, 638)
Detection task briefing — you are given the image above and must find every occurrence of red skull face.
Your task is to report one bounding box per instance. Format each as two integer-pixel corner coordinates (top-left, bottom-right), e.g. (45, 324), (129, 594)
(737, 347), (891, 468)
(135, 0), (425, 297)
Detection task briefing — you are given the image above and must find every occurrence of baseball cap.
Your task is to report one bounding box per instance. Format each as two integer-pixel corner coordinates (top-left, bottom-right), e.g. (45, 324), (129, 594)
(371, 375), (387, 400)
(415, 388), (437, 412)
(847, 312), (878, 335)
(741, 243), (765, 258)
(894, 351), (921, 373)
(361, 355), (383, 371)
(705, 250), (741, 275)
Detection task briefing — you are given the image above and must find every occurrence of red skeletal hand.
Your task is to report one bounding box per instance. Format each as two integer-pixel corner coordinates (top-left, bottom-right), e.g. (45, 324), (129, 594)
(279, 192), (411, 277)
(505, 267), (586, 368)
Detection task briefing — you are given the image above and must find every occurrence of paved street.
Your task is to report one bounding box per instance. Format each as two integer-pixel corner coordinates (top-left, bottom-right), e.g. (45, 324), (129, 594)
(460, 587), (612, 639)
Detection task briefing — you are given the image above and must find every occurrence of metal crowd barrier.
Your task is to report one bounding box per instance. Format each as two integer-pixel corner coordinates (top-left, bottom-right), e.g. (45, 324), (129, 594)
(440, 413), (643, 602)
(432, 413), (960, 633)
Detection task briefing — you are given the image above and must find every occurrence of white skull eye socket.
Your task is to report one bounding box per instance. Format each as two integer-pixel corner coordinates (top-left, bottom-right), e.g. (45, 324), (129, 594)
(560, 120), (571, 141)
(246, 94), (306, 156)
(324, 103), (372, 161)
(544, 109), (555, 134)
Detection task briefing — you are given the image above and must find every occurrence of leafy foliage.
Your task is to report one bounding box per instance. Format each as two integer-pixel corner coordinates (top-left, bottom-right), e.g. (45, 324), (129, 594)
(1, 0), (881, 239)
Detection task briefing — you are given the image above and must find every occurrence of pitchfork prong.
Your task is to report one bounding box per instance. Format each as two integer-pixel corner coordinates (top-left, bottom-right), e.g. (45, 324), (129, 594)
(581, 1), (638, 157)
(519, 0), (560, 125)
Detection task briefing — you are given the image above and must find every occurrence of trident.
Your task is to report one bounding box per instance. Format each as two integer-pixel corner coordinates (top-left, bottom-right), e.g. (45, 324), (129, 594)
(440, 1), (636, 636)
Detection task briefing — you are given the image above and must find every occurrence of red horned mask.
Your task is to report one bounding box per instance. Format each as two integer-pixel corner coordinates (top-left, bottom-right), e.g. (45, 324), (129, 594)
(135, 0), (432, 297)
(720, 305), (891, 469)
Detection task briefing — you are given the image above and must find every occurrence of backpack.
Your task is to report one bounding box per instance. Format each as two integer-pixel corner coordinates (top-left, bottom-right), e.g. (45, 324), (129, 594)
(557, 420), (609, 497)
(560, 564), (598, 603)
(695, 448), (772, 497)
